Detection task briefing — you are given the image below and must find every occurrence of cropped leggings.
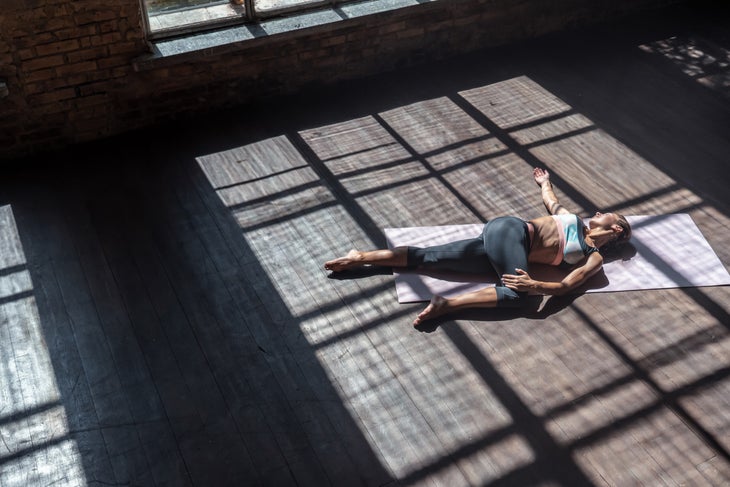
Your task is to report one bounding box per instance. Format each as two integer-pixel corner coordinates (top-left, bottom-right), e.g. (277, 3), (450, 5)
(406, 216), (531, 307)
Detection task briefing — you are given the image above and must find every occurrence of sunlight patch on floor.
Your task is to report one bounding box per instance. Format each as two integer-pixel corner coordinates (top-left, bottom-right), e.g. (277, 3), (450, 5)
(0, 205), (86, 487)
(640, 36), (730, 97)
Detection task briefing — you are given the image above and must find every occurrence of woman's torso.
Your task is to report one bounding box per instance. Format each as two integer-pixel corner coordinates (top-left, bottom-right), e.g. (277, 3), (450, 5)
(527, 214), (594, 266)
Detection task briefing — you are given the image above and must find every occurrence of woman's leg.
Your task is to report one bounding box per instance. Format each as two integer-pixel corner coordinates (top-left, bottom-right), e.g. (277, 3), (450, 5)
(325, 233), (492, 273)
(406, 237), (493, 275)
(324, 247), (408, 271)
(413, 217), (531, 325)
(482, 217), (531, 308)
(413, 287), (498, 325)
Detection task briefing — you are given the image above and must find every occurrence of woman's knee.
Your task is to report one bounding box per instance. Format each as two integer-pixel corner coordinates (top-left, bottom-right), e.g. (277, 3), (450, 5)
(495, 287), (529, 308)
(406, 246), (424, 269)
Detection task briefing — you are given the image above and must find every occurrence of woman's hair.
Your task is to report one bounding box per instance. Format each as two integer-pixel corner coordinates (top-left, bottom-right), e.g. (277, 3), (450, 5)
(600, 212), (632, 255)
(614, 212), (632, 244)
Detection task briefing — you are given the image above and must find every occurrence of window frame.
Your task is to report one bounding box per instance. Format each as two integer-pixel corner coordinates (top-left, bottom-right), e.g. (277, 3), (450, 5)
(143, 0), (346, 41)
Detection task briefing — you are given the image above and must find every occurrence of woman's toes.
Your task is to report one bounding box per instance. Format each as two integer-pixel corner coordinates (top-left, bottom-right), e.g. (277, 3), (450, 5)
(324, 250), (362, 271)
(413, 296), (447, 326)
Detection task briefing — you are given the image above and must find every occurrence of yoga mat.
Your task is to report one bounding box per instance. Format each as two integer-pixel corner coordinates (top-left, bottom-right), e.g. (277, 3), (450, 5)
(384, 214), (730, 303)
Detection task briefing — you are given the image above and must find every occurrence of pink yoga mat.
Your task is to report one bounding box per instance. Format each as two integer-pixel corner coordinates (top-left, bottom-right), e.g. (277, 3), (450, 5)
(384, 214), (730, 303)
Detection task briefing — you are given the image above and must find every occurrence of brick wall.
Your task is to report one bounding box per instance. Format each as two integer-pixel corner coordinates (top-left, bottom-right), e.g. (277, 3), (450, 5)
(0, 0), (682, 160)
(1, 0), (146, 158)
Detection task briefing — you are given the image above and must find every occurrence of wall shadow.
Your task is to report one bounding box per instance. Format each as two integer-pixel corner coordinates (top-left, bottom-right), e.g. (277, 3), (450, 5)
(1, 145), (394, 485)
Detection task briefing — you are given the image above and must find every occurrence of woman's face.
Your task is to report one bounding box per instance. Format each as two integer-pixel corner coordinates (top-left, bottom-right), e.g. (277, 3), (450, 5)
(589, 211), (619, 230)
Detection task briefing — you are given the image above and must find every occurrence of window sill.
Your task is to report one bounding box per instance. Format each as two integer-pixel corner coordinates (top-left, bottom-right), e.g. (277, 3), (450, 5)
(134, 0), (436, 71)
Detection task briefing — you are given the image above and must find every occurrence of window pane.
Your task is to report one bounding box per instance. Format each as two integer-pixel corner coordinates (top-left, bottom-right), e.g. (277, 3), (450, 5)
(147, 0), (226, 15)
(146, 0), (245, 34)
(255, 0), (327, 15)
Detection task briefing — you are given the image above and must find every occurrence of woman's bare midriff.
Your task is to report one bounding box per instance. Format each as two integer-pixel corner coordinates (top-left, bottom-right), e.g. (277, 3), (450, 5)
(527, 215), (561, 264)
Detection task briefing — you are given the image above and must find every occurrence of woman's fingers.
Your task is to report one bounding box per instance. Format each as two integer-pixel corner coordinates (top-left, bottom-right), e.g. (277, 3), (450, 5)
(503, 274), (516, 286)
(503, 271), (530, 291)
(533, 167), (550, 185)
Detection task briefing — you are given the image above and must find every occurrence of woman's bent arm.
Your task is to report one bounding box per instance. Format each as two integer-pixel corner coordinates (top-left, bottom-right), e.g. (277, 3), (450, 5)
(503, 252), (604, 296)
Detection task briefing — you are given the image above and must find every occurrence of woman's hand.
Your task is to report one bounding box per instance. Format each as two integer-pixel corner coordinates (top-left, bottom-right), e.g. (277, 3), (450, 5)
(502, 269), (536, 292)
(533, 167), (551, 186)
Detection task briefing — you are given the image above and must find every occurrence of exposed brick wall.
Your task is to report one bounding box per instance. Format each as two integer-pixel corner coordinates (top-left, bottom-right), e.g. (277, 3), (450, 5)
(0, 0), (682, 160)
(0, 0), (147, 157)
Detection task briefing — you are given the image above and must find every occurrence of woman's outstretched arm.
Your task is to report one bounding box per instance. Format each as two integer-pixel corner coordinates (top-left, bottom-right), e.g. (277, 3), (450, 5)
(533, 167), (570, 216)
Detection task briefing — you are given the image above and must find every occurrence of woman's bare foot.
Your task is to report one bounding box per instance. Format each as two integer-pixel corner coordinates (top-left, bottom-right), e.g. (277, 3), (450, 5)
(324, 250), (364, 272)
(413, 295), (450, 326)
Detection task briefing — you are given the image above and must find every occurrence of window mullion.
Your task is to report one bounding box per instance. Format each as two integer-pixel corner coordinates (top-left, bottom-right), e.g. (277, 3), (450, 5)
(245, 0), (257, 21)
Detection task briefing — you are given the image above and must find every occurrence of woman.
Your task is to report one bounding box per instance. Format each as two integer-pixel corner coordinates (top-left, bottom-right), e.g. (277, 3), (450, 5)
(324, 167), (631, 325)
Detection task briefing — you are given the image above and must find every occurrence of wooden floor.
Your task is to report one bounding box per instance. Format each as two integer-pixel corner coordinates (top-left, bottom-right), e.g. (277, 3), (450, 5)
(1, 4), (729, 486)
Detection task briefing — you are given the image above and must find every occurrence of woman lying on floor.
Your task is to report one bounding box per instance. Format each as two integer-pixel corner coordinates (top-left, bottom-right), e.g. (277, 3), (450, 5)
(324, 167), (632, 326)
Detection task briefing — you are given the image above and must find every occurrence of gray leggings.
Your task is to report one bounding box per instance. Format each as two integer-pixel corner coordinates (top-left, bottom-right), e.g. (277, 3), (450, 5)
(406, 216), (531, 307)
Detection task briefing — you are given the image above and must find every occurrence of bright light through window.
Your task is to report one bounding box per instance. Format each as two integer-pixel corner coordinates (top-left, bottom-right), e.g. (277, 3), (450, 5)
(144, 0), (374, 38)
(145, 0), (245, 36)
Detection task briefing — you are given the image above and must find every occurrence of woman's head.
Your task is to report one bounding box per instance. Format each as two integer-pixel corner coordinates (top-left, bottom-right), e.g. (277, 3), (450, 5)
(589, 211), (631, 248)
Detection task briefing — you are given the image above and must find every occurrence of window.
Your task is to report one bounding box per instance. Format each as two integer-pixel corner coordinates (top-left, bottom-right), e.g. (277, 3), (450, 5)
(144, 0), (359, 39)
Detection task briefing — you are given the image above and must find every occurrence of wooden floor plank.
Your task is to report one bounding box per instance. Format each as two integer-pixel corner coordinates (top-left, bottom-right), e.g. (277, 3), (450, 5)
(256, 230), (406, 484)
(0, 205), (43, 486)
(188, 140), (410, 483)
(157, 161), (327, 482)
(128, 165), (276, 481)
(173, 152), (364, 484)
(83, 181), (256, 486)
(60, 188), (192, 487)
(3, 190), (116, 486)
(45, 196), (158, 487)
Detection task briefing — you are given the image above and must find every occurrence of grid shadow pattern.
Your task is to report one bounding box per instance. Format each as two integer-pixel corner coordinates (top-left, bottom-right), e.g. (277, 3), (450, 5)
(194, 75), (730, 485)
